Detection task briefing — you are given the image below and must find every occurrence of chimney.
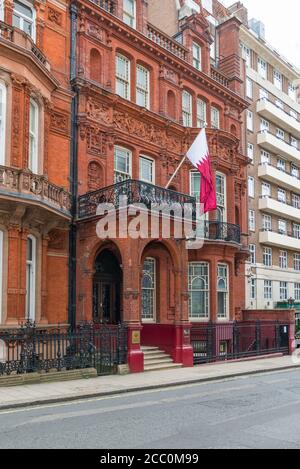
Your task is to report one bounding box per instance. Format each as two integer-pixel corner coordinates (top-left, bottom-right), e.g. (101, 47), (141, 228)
(227, 2), (248, 26)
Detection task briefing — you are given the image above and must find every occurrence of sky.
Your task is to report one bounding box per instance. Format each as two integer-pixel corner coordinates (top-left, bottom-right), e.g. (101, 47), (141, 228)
(222, 0), (300, 69)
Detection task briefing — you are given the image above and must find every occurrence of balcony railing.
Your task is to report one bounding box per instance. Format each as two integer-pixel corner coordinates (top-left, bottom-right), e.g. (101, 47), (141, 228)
(78, 180), (241, 243)
(260, 228), (300, 240)
(210, 66), (230, 88)
(147, 23), (188, 61)
(0, 166), (71, 215)
(88, 0), (116, 14)
(78, 179), (195, 219)
(0, 21), (50, 70)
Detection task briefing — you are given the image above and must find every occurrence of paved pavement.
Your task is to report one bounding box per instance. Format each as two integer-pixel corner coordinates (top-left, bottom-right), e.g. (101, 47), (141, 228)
(0, 354), (299, 410)
(1, 368), (300, 448)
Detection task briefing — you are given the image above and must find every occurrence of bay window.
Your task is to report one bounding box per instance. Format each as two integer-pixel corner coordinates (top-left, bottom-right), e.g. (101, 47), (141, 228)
(189, 263), (209, 320)
(13, 0), (35, 41)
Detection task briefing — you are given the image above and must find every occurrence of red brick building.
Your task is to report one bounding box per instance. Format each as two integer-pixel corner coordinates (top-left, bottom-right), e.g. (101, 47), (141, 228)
(0, 0), (72, 327)
(73, 0), (250, 371)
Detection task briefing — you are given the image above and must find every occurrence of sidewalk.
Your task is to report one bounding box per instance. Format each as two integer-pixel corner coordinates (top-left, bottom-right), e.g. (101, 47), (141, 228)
(0, 355), (299, 411)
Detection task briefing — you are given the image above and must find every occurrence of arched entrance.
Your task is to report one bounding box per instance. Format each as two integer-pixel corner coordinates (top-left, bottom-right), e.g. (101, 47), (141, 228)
(93, 249), (122, 324)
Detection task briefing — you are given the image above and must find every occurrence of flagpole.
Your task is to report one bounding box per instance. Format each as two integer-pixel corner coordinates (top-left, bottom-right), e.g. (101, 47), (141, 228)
(165, 154), (187, 189)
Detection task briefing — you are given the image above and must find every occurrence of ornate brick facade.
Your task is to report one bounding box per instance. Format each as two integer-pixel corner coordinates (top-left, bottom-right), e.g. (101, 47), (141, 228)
(0, 0), (72, 326)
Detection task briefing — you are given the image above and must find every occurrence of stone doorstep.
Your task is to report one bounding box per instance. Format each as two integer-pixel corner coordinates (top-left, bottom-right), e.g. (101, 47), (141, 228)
(0, 368), (98, 387)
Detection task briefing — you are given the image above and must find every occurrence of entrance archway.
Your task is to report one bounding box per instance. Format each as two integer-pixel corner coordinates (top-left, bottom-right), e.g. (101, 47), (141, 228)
(93, 249), (122, 324)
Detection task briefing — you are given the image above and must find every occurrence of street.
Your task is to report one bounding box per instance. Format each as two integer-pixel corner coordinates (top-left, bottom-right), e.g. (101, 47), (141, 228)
(0, 369), (300, 449)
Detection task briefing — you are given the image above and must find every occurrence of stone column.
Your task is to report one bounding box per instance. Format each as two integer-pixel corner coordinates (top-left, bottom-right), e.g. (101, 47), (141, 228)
(4, 0), (13, 25)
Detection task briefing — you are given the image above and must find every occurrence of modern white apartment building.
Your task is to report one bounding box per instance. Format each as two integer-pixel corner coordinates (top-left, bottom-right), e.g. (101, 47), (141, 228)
(227, 2), (300, 310)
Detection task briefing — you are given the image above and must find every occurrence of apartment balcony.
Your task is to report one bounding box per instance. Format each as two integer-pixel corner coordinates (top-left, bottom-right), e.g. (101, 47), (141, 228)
(258, 163), (300, 194)
(257, 99), (300, 139)
(77, 179), (241, 243)
(0, 165), (71, 219)
(257, 131), (300, 164)
(0, 21), (51, 71)
(259, 229), (300, 252)
(259, 196), (300, 223)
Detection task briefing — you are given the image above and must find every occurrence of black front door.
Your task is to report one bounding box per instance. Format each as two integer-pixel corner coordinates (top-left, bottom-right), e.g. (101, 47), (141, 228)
(93, 250), (122, 324)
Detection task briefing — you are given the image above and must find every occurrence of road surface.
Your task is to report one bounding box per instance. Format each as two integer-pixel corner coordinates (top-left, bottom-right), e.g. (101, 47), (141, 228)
(1, 369), (300, 449)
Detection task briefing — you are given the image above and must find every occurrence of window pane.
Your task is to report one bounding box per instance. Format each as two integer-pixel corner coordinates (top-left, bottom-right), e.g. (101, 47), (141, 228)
(14, 0), (33, 18)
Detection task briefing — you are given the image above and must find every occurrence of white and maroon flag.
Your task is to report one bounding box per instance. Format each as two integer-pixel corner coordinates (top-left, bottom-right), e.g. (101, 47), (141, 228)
(186, 129), (217, 214)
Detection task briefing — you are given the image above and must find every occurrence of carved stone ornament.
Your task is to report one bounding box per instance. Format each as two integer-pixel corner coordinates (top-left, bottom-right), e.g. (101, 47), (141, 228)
(48, 7), (62, 26)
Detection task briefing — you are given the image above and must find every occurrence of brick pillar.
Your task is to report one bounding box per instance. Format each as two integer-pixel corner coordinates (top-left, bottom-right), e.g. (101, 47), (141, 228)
(40, 235), (49, 324)
(34, 0), (46, 51)
(122, 240), (144, 373)
(19, 228), (29, 322)
(210, 255), (217, 322)
(6, 225), (21, 325)
(4, 0), (13, 24)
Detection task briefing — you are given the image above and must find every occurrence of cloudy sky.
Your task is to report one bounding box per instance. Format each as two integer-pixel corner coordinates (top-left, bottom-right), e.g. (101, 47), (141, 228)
(222, 0), (300, 68)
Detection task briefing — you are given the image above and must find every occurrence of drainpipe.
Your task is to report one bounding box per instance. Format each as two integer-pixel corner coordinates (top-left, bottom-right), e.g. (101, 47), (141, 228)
(68, 2), (78, 330)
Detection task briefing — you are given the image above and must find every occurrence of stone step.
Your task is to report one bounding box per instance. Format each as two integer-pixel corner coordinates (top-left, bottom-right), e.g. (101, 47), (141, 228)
(144, 357), (174, 366)
(141, 347), (160, 352)
(143, 350), (170, 358)
(144, 363), (183, 372)
(144, 354), (171, 362)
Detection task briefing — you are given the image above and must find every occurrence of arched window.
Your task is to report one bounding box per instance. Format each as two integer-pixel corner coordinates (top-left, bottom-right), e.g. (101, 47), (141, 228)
(0, 81), (6, 165)
(167, 90), (176, 120)
(13, 0), (36, 41)
(0, 230), (3, 324)
(116, 54), (130, 100)
(90, 49), (101, 83)
(217, 264), (229, 320)
(136, 64), (150, 109)
(182, 90), (193, 127)
(142, 258), (156, 322)
(26, 235), (36, 321)
(197, 98), (206, 128)
(28, 98), (39, 173)
(188, 263), (209, 320)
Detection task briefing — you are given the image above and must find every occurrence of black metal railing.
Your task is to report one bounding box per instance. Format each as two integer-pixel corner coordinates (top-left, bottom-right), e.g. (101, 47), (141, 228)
(191, 321), (290, 365)
(78, 179), (196, 219)
(78, 180), (241, 243)
(0, 321), (127, 377)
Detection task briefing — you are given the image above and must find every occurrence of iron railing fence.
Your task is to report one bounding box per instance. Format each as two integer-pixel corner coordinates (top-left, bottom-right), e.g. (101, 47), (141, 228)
(191, 321), (290, 365)
(0, 322), (128, 377)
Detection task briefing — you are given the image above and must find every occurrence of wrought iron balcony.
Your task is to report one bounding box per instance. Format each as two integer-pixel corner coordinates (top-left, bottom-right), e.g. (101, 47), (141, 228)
(77, 179), (241, 244)
(78, 179), (196, 219)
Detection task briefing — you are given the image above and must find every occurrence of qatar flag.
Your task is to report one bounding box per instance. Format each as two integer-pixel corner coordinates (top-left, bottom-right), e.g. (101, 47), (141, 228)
(186, 129), (217, 214)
